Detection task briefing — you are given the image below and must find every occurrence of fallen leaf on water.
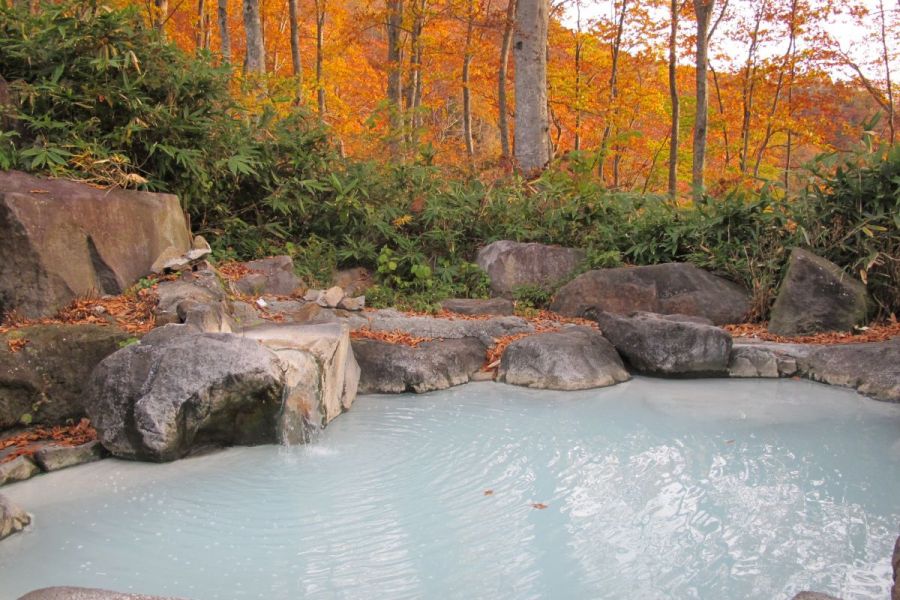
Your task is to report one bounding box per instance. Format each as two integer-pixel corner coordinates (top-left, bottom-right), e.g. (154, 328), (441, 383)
(531, 503), (548, 510)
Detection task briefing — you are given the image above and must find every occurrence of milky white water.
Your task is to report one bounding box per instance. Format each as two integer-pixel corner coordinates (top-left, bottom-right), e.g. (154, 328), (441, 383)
(1, 378), (899, 600)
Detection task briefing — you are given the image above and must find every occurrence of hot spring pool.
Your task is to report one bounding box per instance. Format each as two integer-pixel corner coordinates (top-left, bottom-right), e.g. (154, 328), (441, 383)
(2, 378), (899, 599)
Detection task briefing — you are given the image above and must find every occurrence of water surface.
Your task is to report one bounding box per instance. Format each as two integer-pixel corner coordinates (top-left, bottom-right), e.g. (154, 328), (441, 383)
(2, 378), (899, 599)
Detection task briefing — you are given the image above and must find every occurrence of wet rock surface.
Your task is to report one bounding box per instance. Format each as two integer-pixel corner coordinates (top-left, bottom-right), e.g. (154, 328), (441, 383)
(594, 311), (733, 375)
(769, 248), (869, 336)
(85, 330), (287, 462)
(551, 262), (751, 325)
(0, 493), (30, 541)
(352, 337), (487, 394)
(0, 456), (39, 486)
(33, 440), (105, 472)
(498, 326), (629, 390)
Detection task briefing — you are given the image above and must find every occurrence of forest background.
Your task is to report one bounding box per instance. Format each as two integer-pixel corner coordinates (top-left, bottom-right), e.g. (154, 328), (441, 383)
(0, 0), (897, 321)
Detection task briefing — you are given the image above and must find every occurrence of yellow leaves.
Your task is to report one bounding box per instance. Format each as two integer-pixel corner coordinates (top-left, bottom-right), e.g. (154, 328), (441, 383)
(392, 214), (414, 227)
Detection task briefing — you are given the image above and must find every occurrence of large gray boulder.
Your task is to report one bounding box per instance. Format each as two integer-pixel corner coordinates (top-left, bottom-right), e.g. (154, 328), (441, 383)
(594, 311), (733, 375)
(85, 330), (287, 461)
(0, 493), (30, 541)
(768, 248), (869, 336)
(551, 262), (751, 325)
(498, 326), (629, 390)
(476, 240), (585, 297)
(18, 588), (186, 600)
(352, 338), (486, 394)
(0, 324), (131, 430)
(0, 171), (191, 318)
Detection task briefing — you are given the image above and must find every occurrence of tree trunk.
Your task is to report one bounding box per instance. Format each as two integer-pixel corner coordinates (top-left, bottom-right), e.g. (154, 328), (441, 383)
(218, 0), (232, 64)
(573, 1), (583, 152)
(738, 1), (764, 176)
(316, 0), (326, 118)
(242, 0), (266, 75)
(153, 0), (168, 38)
(753, 0), (797, 179)
(667, 0), (679, 198)
(878, 0), (895, 144)
(598, 0), (627, 182)
(386, 0), (405, 143)
(498, 0), (517, 161)
(462, 0), (476, 162)
(514, 0), (549, 173)
(288, 0), (303, 101)
(405, 0), (426, 140)
(691, 0), (715, 199)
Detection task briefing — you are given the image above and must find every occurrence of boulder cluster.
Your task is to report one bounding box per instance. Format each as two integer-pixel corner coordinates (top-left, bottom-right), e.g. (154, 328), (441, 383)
(0, 173), (895, 598)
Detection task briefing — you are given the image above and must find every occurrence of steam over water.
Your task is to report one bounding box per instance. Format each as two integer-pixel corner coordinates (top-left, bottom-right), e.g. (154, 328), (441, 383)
(2, 378), (899, 599)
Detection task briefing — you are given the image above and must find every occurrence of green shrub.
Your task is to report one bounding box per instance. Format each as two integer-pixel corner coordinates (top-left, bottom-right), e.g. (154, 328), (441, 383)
(3, 2), (895, 321)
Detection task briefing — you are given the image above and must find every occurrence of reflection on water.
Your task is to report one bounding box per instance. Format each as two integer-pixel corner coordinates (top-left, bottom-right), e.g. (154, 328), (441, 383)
(2, 378), (899, 599)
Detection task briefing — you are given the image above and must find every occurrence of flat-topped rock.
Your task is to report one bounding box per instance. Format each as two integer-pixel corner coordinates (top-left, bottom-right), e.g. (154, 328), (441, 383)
(239, 322), (360, 435)
(729, 338), (900, 402)
(1, 323), (131, 430)
(476, 240), (585, 297)
(769, 248), (869, 336)
(1, 493), (30, 541)
(498, 326), (629, 390)
(441, 298), (514, 316)
(594, 311), (733, 375)
(18, 588), (187, 600)
(357, 309), (532, 345)
(352, 338), (486, 394)
(804, 339), (900, 402)
(728, 344), (799, 378)
(0, 171), (191, 318)
(33, 440), (105, 472)
(551, 262), (751, 325)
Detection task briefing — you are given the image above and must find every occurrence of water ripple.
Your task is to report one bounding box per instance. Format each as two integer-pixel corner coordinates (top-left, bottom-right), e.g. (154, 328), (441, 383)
(1, 378), (899, 600)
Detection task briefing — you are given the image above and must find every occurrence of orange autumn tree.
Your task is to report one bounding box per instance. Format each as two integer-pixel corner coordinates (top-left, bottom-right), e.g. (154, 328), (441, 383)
(141, 0), (896, 189)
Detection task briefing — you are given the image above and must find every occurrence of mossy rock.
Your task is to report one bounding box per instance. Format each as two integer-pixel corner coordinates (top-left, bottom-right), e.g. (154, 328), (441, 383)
(0, 323), (131, 431)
